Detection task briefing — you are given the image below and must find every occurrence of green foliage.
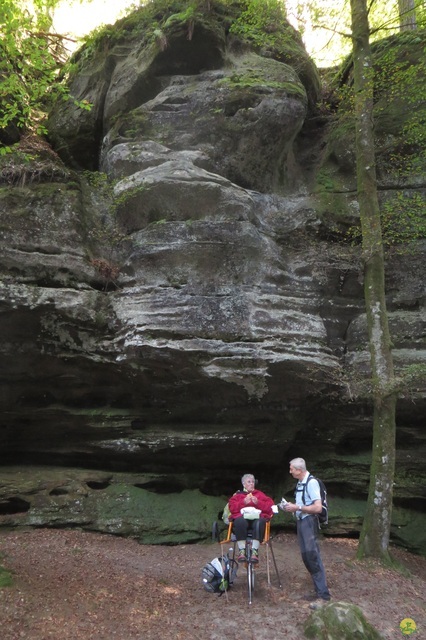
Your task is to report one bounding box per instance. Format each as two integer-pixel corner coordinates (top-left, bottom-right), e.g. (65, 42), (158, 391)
(76, 0), (220, 61)
(399, 364), (426, 388)
(389, 363), (426, 401)
(229, 0), (294, 55)
(348, 190), (426, 252)
(0, 0), (91, 142)
(77, 0), (308, 73)
(315, 167), (337, 191)
(285, 0), (426, 67)
(81, 171), (138, 289)
(0, 562), (13, 588)
(373, 31), (426, 178)
(82, 169), (111, 191)
(330, 31), (426, 252)
(380, 192), (426, 252)
(164, 4), (196, 28)
(82, 171), (127, 252)
(333, 30), (426, 156)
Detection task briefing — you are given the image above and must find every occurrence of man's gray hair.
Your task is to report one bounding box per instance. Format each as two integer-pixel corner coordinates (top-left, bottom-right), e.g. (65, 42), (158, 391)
(290, 457), (306, 471)
(241, 473), (255, 485)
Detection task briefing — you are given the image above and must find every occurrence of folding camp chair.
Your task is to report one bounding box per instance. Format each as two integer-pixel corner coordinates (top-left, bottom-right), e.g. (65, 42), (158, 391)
(219, 518), (282, 604)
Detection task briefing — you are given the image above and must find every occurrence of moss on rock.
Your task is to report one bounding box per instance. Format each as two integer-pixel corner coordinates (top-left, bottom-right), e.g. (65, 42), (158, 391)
(304, 601), (384, 639)
(87, 485), (226, 544)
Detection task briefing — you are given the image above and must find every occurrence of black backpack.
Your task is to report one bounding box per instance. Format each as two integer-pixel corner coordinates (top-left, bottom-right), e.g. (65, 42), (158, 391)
(296, 474), (328, 525)
(201, 554), (237, 595)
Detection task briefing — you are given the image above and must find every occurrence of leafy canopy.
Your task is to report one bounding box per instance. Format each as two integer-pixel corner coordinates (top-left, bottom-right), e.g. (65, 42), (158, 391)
(286, 0), (426, 66)
(0, 0), (90, 148)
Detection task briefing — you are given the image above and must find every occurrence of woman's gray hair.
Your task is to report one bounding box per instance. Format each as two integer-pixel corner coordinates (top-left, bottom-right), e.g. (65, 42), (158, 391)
(290, 457), (306, 471)
(241, 473), (255, 485)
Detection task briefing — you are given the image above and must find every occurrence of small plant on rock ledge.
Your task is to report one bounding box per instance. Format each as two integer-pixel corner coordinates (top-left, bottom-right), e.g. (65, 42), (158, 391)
(0, 134), (70, 186)
(82, 171), (130, 291)
(89, 258), (121, 291)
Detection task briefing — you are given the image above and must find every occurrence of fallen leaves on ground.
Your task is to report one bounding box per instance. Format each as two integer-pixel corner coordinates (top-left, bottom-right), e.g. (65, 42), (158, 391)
(0, 529), (425, 640)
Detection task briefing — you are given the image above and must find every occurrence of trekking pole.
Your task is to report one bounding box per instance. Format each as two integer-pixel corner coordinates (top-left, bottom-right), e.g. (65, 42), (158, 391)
(220, 543), (231, 603)
(268, 539), (282, 589)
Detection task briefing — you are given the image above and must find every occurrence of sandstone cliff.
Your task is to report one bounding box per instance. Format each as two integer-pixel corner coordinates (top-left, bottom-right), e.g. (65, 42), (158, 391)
(0, 1), (424, 553)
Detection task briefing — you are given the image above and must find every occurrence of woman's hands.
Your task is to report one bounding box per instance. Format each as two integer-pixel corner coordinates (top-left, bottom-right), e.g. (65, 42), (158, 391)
(244, 492), (258, 505)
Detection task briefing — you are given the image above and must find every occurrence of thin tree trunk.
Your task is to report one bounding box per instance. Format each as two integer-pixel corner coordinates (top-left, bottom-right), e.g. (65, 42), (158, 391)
(398, 0), (417, 31)
(349, 0), (398, 562)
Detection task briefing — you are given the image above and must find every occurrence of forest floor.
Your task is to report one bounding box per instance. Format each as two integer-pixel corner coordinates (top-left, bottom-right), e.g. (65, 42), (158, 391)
(0, 528), (425, 640)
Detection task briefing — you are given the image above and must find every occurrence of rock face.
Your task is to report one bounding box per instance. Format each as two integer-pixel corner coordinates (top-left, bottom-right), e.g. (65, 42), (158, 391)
(0, 2), (425, 552)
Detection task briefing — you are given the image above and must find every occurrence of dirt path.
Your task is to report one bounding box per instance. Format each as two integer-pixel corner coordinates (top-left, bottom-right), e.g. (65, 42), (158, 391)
(0, 529), (425, 639)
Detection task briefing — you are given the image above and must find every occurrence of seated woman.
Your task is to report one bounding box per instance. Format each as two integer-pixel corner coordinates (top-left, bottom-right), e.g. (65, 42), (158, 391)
(228, 473), (274, 563)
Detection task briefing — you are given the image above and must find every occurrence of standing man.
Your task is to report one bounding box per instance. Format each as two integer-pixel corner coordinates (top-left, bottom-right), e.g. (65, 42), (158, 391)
(283, 457), (331, 609)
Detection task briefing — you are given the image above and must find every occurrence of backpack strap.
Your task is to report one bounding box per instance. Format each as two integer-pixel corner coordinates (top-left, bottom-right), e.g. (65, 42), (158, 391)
(298, 474), (313, 505)
(303, 474), (315, 504)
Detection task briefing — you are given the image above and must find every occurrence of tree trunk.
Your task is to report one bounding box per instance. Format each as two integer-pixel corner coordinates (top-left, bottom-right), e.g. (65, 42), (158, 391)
(398, 0), (417, 31)
(349, 0), (398, 562)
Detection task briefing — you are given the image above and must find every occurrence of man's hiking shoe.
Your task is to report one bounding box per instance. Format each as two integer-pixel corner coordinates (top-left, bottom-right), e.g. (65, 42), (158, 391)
(237, 551), (246, 563)
(251, 549), (259, 563)
(302, 592), (318, 601)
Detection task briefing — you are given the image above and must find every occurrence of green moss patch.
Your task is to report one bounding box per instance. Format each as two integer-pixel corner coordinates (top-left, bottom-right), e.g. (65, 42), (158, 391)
(88, 485), (226, 544)
(0, 563), (13, 588)
(304, 602), (383, 640)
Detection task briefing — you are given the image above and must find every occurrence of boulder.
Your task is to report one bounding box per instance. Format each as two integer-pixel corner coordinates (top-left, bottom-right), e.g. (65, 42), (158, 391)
(304, 601), (384, 640)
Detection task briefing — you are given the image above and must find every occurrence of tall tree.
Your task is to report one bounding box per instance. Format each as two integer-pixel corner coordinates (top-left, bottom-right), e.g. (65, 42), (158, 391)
(398, 0), (417, 30)
(349, 0), (397, 562)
